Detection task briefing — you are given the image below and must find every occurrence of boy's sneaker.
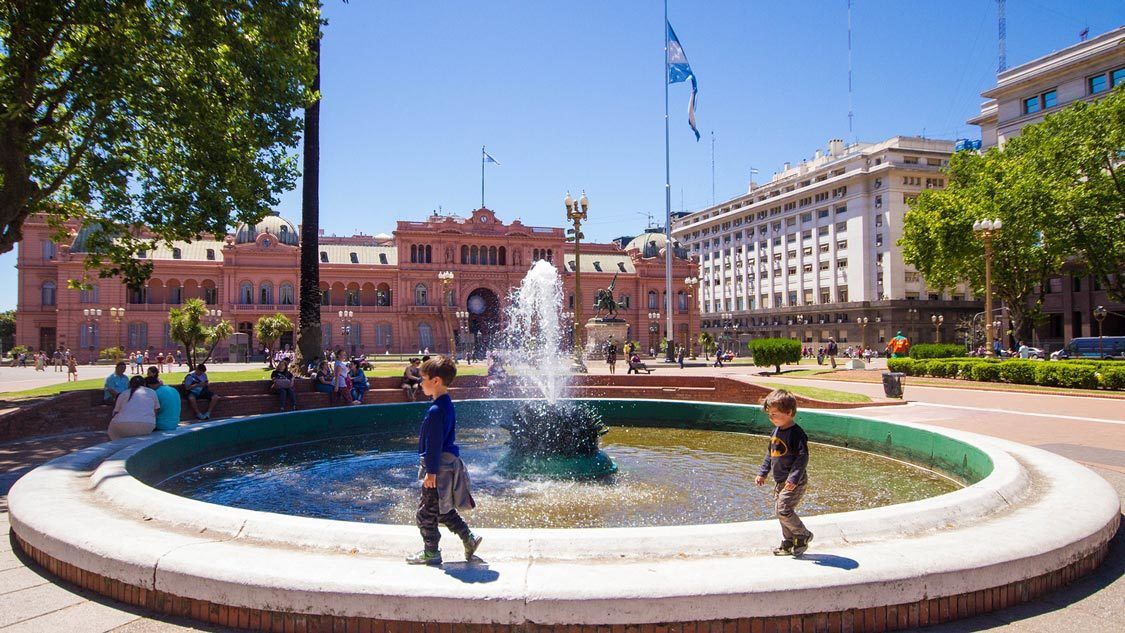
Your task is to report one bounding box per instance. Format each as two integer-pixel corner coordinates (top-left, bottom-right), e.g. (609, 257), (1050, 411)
(405, 549), (443, 566)
(772, 539), (794, 556)
(463, 534), (483, 561)
(792, 534), (814, 556)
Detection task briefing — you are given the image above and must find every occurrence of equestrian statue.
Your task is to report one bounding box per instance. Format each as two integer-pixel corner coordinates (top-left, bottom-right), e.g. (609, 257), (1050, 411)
(592, 273), (625, 321)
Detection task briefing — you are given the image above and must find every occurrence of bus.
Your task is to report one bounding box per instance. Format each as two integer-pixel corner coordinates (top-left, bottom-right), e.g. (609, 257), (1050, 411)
(1052, 336), (1125, 360)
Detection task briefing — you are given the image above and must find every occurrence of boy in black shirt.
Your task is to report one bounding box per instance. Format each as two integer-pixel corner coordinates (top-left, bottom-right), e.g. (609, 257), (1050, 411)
(754, 389), (813, 556)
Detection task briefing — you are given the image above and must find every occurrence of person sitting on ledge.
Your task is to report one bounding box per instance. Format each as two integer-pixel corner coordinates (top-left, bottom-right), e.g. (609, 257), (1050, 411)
(627, 353), (653, 374)
(103, 361), (129, 405)
(108, 375), (158, 440)
(146, 366), (182, 432)
(271, 358), (298, 412)
(183, 363), (220, 421)
(349, 360), (369, 405)
(402, 358), (423, 401)
(313, 360), (336, 397)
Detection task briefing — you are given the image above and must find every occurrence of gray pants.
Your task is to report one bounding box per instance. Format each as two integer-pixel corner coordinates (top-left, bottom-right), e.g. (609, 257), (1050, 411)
(774, 480), (812, 541)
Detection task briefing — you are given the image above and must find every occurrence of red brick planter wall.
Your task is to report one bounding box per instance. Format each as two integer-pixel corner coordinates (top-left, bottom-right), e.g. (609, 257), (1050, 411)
(13, 532), (1113, 633)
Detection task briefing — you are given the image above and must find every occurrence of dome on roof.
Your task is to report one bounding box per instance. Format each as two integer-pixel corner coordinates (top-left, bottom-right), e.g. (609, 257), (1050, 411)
(624, 231), (678, 255)
(373, 232), (392, 240)
(235, 212), (298, 245)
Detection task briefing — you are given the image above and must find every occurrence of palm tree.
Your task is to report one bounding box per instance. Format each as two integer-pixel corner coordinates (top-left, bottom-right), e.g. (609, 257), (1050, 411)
(297, 27), (323, 374)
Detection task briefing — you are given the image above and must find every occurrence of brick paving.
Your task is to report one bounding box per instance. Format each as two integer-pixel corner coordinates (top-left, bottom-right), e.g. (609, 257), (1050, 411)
(0, 379), (1120, 632)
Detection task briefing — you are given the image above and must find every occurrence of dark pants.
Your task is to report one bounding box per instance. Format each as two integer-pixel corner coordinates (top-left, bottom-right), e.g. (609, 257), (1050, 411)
(416, 486), (470, 552)
(351, 384), (368, 402)
(277, 387), (297, 410)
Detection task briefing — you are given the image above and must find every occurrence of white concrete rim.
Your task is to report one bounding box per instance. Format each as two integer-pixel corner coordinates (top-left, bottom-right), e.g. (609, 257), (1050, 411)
(8, 403), (1120, 624)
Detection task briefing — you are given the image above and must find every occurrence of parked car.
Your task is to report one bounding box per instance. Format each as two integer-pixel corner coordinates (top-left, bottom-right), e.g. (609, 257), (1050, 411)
(1050, 336), (1125, 360)
(1024, 346), (1045, 359)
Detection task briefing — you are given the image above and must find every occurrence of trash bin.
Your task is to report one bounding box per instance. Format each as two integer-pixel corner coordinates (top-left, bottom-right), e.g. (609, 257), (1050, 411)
(882, 372), (905, 399)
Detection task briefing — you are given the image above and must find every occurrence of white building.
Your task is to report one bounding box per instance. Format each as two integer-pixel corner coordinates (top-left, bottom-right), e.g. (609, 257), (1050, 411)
(672, 136), (979, 349)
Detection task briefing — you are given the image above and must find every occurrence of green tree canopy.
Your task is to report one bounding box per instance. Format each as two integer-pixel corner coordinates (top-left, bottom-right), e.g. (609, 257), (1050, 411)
(168, 298), (233, 369)
(697, 331), (715, 359)
(1008, 85), (1125, 302)
(0, 1), (318, 286)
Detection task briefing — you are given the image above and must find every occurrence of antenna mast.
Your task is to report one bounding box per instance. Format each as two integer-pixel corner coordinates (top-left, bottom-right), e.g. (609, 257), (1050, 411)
(847, 0), (854, 136)
(997, 0), (1007, 72)
(711, 131), (716, 206)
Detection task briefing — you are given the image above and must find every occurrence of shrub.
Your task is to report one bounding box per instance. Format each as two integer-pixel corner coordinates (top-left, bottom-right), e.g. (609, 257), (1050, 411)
(970, 362), (1002, 382)
(8, 344), (29, 359)
(1099, 366), (1125, 391)
(1056, 365), (1099, 389)
(99, 346), (126, 362)
(997, 361), (1036, 385)
(747, 338), (803, 374)
(887, 358), (914, 374)
(908, 343), (968, 360)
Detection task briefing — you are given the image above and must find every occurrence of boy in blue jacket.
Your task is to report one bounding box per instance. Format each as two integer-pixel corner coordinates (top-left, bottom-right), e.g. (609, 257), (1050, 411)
(406, 356), (482, 566)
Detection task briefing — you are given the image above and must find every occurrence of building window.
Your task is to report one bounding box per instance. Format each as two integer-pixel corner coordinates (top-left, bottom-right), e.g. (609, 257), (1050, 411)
(837, 259), (848, 268)
(127, 322), (148, 349)
(206, 248), (216, 261)
(41, 281), (56, 306)
(418, 323), (434, 350)
(1042, 89), (1057, 109)
(279, 283), (294, 305)
(470, 246), (479, 265)
(350, 252), (359, 264)
(1023, 88), (1057, 114)
(240, 282), (253, 304)
(817, 209), (829, 219)
(346, 288), (360, 306)
(169, 286), (182, 304)
(838, 288), (848, 302)
(874, 195), (882, 208)
(321, 288), (330, 305)
(79, 323), (99, 349)
(320, 251), (328, 263)
(379, 253), (388, 265)
(648, 290), (658, 309)
(376, 283), (392, 306)
(42, 240), (57, 260)
(375, 323), (393, 350)
(1113, 67), (1125, 88)
(259, 282), (273, 305)
(172, 247), (182, 259)
(875, 234), (883, 247)
(79, 285), (99, 304)
(903, 156), (919, 164)
(461, 245), (469, 264)
(875, 215), (883, 227)
(203, 286), (217, 305)
(499, 246), (507, 266)
(678, 290), (687, 311)
(834, 221), (847, 232)
(128, 286), (147, 304)
(414, 283), (428, 306)
(425, 245), (433, 263)
(837, 240), (848, 250)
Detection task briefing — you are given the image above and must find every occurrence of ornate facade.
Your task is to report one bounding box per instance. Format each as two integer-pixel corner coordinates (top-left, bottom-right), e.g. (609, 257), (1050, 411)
(16, 208), (695, 359)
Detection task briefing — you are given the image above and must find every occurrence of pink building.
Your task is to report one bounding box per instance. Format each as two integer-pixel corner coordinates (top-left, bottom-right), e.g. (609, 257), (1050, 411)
(16, 208), (696, 360)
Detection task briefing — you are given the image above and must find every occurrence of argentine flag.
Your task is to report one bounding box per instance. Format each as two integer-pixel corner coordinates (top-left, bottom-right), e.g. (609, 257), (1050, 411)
(667, 21), (700, 141)
(482, 149), (500, 165)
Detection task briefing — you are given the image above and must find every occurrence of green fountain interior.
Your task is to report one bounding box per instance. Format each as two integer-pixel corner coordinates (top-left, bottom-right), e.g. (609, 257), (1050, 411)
(131, 399), (991, 529)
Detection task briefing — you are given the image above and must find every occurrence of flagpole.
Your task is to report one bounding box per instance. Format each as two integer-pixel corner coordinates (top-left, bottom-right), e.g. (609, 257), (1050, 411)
(663, 0), (674, 362)
(481, 146), (486, 208)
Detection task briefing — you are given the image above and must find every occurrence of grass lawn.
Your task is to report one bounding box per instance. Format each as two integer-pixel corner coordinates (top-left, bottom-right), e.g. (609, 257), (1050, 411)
(761, 382), (871, 404)
(0, 364), (489, 400)
(782, 369), (834, 377)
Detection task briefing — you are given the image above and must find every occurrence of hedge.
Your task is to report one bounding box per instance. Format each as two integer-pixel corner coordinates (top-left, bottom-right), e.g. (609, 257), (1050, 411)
(747, 338), (803, 374)
(908, 343), (969, 359)
(885, 357), (1122, 391)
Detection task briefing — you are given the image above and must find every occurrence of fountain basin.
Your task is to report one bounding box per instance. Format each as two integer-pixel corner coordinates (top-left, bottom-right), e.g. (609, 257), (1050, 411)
(9, 399), (1119, 631)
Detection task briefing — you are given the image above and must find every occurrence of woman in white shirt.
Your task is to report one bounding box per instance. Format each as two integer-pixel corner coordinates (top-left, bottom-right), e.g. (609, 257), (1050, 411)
(108, 375), (160, 440)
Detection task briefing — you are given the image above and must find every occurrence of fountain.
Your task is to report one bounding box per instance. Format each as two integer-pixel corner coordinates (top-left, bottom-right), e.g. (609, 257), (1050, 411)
(494, 260), (618, 479)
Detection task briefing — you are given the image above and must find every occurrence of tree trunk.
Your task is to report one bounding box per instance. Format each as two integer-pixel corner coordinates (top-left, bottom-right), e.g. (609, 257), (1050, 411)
(296, 34), (322, 375)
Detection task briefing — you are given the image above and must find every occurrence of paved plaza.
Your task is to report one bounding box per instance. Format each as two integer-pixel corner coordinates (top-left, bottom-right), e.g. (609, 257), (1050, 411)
(0, 365), (1121, 631)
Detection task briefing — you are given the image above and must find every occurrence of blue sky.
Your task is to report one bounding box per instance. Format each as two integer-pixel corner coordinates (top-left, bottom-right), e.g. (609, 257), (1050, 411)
(2, 0), (1121, 311)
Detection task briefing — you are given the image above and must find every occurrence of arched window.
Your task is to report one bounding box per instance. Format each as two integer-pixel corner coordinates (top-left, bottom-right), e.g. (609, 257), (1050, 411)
(240, 282), (253, 304)
(425, 245), (432, 263)
(279, 283), (295, 305)
(40, 281), (56, 307)
(410, 244), (418, 263)
(346, 287), (360, 306)
(547, 249), (553, 262)
(488, 246), (497, 265)
(79, 285), (99, 304)
(461, 245), (469, 264)
(470, 246), (478, 265)
(321, 287), (331, 305)
(375, 323), (393, 350)
(346, 322), (362, 347)
(418, 323), (434, 351)
(446, 289), (456, 307)
(499, 246), (506, 266)
(622, 294), (631, 309)
(322, 323), (332, 346)
(376, 283), (392, 306)
(414, 283), (428, 306)
(678, 290), (687, 311)
(648, 290), (658, 309)
(533, 249), (539, 261)
(259, 282), (273, 305)
(480, 245), (487, 264)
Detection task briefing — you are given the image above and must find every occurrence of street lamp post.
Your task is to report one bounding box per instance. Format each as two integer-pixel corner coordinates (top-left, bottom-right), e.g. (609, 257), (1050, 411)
(1093, 305), (1107, 358)
(857, 316), (869, 349)
(684, 276), (698, 359)
(438, 271), (455, 358)
(931, 314), (944, 343)
(110, 307), (126, 350)
(455, 310), (470, 361)
(338, 310), (355, 356)
(565, 191), (589, 370)
(973, 218), (1003, 356)
(83, 308), (101, 364)
(720, 312), (734, 356)
(648, 311), (661, 356)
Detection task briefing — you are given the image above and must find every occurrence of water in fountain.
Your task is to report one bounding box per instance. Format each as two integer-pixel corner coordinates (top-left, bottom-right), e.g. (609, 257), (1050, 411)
(494, 260), (616, 479)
